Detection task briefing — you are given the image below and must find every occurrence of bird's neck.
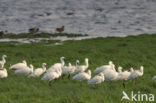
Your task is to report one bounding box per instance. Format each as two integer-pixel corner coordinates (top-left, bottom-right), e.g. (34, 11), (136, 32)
(61, 59), (65, 66)
(42, 66), (46, 72)
(2, 57), (6, 63)
(85, 61), (88, 68)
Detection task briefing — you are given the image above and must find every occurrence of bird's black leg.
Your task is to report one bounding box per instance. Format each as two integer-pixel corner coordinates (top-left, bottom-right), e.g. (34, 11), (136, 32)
(123, 80), (126, 88)
(68, 74), (70, 80)
(49, 81), (52, 87)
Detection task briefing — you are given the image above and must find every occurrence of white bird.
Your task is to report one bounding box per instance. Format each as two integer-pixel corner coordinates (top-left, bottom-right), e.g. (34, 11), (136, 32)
(128, 66), (144, 80)
(46, 57), (65, 72)
(104, 66), (122, 81)
(94, 61), (115, 74)
(153, 76), (156, 81)
(41, 68), (61, 86)
(116, 67), (134, 81)
(0, 68), (8, 79)
(73, 58), (89, 74)
(62, 63), (76, 79)
(0, 55), (7, 70)
(15, 64), (33, 76)
(116, 67), (134, 88)
(73, 70), (91, 81)
(88, 73), (104, 85)
(29, 63), (46, 77)
(10, 60), (27, 70)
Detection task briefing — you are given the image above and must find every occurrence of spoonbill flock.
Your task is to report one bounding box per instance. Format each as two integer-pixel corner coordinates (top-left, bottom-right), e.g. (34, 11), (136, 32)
(0, 54), (148, 88)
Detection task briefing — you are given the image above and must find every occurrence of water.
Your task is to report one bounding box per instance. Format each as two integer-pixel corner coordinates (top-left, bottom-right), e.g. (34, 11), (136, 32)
(0, 0), (156, 37)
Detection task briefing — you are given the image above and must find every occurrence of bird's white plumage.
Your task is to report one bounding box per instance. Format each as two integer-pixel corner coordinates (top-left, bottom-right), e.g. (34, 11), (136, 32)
(29, 63), (46, 77)
(41, 68), (61, 81)
(10, 60), (27, 70)
(0, 55), (7, 69)
(88, 73), (104, 84)
(94, 61), (115, 74)
(15, 64), (33, 76)
(0, 68), (8, 78)
(73, 70), (91, 81)
(104, 66), (122, 81)
(117, 67), (134, 81)
(46, 57), (65, 72)
(153, 75), (156, 81)
(62, 63), (75, 75)
(73, 58), (89, 74)
(128, 66), (144, 80)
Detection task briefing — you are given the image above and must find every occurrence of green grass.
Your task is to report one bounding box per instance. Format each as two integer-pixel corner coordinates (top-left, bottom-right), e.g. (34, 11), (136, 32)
(0, 34), (156, 103)
(0, 33), (88, 39)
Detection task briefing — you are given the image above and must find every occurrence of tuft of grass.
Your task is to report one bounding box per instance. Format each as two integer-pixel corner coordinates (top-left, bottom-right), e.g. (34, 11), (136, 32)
(0, 34), (156, 103)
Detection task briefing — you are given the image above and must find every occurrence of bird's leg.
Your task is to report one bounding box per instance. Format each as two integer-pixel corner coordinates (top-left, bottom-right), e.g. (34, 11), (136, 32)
(68, 74), (70, 80)
(123, 80), (126, 88)
(49, 81), (52, 87)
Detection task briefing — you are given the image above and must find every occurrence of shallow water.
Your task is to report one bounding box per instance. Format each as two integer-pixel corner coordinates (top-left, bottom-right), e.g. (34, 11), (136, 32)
(0, 0), (156, 37)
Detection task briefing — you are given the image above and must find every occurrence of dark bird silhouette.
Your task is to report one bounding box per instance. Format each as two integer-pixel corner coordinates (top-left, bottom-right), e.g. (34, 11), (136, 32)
(56, 26), (64, 33)
(29, 28), (39, 34)
(0, 31), (7, 37)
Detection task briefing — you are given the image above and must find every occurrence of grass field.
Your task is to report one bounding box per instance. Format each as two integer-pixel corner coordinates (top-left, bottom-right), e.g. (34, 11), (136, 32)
(0, 34), (156, 103)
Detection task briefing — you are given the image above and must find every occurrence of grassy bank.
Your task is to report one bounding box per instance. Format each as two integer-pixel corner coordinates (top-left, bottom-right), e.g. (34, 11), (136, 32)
(0, 34), (156, 103)
(0, 33), (88, 39)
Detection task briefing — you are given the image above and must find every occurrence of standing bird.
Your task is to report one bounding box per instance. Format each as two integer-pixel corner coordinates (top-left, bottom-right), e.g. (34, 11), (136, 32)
(41, 68), (61, 86)
(62, 63), (76, 79)
(73, 58), (89, 74)
(104, 66), (122, 81)
(128, 66), (144, 84)
(46, 57), (65, 73)
(94, 61), (115, 74)
(0, 68), (8, 79)
(29, 28), (39, 34)
(15, 64), (34, 76)
(88, 73), (104, 85)
(116, 67), (134, 88)
(56, 26), (64, 33)
(73, 70), (91, 81)
(29, 63), (46, 77)
(0, 55), (7, 70)
(10, 60), (27, 70)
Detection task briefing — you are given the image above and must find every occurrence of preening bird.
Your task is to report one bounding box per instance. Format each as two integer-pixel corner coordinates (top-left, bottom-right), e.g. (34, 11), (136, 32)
(0, 68), (8, 79)
(73, 58), (89, 74)
(88, 73), (104, 85)
(94, 61), (115, 74)
(46, 57), (65, 73)
(10, 60), (27, 70)
(15, 64), (34, 76)
(29, 63), (46, 77)
(42, 68), (61, 86)
(0, 55), (7, 70)
(73, 70), (91, 82)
